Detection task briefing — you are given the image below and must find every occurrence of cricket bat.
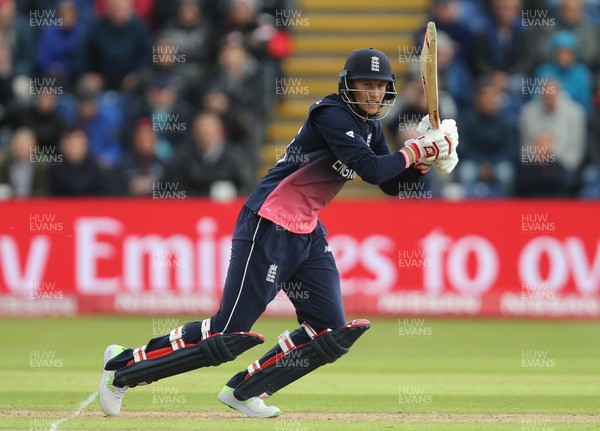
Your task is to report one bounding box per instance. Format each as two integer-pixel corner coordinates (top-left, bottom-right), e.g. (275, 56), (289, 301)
(420, 21), (440, 129)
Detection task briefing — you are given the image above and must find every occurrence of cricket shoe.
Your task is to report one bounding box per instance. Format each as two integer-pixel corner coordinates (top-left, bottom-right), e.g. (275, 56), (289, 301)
(218, 385), (280, 418)
(99, 344), (128, 416)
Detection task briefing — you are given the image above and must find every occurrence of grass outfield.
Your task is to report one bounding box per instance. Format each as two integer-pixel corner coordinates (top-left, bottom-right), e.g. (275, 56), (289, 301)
(0, 317), (599, 430)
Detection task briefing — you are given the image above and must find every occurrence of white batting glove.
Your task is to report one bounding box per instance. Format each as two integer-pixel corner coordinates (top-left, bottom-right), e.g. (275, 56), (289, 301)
(416, 114), (434, 135)
(435, 150), (459, 174)
(400, 128), (452, 167)
(439, 119), (458, 152)
(433, 119), (459, 175)
(413, 159), (434, 174)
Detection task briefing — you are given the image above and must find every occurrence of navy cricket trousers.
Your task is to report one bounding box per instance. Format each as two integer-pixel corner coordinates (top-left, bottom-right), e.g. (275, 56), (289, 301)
(105, 206), (346, 377)
(211, 205), (346, 334)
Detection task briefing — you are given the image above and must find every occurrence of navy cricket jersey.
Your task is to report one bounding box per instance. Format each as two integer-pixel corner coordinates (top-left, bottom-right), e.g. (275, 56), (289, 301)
(245, 93), (422, 234)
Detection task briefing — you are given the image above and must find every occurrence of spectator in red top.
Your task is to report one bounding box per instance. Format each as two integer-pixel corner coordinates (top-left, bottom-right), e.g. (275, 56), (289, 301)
(94, 0), (156, 32)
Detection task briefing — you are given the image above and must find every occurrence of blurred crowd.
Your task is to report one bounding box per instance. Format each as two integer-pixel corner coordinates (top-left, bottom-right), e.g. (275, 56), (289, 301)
(1, 0), (599, 200)
(386, 0), (600, 198)
(0, 0), (293, 199)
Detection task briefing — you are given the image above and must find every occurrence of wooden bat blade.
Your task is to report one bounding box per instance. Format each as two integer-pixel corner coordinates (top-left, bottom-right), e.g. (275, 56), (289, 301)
(420, 21), (440, 129)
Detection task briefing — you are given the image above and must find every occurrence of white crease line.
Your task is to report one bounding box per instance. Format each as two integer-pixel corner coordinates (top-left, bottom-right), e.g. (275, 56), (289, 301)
(46, 391), (97, 431)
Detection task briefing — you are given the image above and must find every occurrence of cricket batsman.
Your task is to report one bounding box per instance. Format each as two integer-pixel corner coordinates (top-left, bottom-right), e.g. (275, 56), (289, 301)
(99, 48), (459, 418)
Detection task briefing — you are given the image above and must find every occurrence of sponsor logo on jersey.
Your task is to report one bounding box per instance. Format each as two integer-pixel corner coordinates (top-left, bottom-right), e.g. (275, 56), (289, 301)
(331, 159), (356, 180)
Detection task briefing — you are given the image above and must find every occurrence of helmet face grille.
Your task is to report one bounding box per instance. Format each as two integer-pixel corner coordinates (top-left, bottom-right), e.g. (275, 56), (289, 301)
(339, 76), (397, 121)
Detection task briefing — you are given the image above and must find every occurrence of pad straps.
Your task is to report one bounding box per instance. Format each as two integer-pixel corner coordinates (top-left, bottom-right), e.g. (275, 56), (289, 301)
(169, 326), (185, 350)
(277, 330), (297, 354)
(302, 322), (317, 339)
(201, 318), (211, 341)
(133, 345), (147, 363)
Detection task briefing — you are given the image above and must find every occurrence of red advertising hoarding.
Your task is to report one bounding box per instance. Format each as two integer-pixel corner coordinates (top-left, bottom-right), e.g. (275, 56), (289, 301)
(1, 198), (599, 318)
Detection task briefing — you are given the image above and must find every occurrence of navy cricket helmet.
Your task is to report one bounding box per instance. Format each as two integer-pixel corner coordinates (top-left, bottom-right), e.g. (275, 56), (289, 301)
(338, 48), (397, 120)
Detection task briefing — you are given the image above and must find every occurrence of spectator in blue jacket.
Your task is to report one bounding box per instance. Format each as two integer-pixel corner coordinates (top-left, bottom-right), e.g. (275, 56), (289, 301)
(36, 0), (87, 86)
(534, 31), (593, 111)
(553, 0), (600, 71)
(71, 83), (124, 169)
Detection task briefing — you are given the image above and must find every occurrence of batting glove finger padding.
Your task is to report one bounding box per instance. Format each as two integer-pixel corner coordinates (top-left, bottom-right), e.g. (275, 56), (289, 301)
(435, 151), (459, 175)
(414, 159), (434, 174)
(440, 119), (459, 152)
(416, 114), (433, 136)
